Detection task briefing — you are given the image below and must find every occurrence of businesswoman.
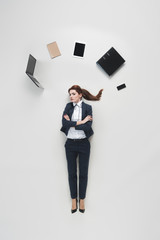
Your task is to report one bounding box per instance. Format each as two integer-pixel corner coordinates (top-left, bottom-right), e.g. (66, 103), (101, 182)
(61, 85), (103, 213)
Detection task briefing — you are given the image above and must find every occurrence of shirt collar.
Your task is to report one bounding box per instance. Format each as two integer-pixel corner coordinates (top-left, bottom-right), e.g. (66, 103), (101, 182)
(73, 100), (82, 107)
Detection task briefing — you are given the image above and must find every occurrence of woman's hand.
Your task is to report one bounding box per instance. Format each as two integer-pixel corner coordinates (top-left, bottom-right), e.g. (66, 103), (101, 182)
(64, 114), (92, 125)
(76, 115), (92, 126)
(64, 114), (70, 121)
(82, 115), (92, 124)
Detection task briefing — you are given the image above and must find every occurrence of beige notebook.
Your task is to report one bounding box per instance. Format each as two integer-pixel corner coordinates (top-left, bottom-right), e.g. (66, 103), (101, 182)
(47, 41), (61, 58)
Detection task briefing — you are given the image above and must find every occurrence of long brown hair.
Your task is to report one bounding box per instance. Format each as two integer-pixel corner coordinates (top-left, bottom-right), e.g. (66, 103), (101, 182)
(68, 85), (103, 101)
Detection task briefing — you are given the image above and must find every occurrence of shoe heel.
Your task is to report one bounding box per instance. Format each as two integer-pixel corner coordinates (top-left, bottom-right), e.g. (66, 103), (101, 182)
(71, 198), (78, 214)
(79, 199), (85, 213)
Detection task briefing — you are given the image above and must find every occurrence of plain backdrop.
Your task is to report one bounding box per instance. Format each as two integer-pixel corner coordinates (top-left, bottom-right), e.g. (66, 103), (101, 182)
(0, 0), (160, 240)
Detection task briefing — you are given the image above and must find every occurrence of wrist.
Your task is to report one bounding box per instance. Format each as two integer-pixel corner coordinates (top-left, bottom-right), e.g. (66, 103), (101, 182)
(76, 120), (84, 125)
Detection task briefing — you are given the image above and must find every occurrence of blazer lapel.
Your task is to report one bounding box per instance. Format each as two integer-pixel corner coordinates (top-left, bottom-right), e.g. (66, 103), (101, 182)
(67, 102), (86, 120)
(82, 102), (86, 120)
(68, 103), (74, 119)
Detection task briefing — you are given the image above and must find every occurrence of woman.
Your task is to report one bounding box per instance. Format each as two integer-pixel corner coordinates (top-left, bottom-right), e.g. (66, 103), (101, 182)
(61, 85), (103, 213)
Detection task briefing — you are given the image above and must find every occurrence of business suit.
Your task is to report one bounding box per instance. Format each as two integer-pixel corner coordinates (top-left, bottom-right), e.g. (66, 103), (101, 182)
(61, 101), (94, 199)
(60, 101), (94, 138)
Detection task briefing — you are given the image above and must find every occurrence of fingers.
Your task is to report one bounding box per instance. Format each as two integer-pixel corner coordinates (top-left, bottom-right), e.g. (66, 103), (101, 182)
(64, 114), (70, 120)
(85, 115), (92, 121)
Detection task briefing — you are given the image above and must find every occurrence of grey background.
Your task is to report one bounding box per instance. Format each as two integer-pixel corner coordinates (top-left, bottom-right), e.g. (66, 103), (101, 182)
(0, 0), (160, 239)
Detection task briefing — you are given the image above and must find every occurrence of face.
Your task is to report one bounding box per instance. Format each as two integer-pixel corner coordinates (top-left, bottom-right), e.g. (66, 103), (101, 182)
(69, 89), (82, 103)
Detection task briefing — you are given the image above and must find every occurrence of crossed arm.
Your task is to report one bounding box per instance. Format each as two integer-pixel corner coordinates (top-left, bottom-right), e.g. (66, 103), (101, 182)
(64, 114), (92, 125)
(62, 105), (93, 131)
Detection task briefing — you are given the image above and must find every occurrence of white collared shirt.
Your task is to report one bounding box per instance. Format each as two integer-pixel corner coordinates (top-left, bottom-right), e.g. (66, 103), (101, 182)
(67, 100), (86, 139)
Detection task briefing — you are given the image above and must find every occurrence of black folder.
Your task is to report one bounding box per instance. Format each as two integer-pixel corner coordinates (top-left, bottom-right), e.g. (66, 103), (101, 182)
(96, 47), (125, 76)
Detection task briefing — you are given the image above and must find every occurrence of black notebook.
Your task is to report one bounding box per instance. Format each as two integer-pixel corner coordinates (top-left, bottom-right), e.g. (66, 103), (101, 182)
(96, 47), (125, 76)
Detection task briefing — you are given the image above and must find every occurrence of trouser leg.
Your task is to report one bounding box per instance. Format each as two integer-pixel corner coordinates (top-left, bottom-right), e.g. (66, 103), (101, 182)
(78, 139), (90, 199)
(65, 142), (78, 199)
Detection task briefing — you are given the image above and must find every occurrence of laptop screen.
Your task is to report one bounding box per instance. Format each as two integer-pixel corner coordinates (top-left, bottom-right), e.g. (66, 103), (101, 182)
(26, 54), (36, 75)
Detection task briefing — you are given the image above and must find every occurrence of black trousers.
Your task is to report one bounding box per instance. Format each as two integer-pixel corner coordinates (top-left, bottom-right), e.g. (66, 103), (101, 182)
(65, 138), (90, 199)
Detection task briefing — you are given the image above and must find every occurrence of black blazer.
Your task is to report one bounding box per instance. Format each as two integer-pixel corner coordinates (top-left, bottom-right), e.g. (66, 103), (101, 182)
(60, 101), (94, 139)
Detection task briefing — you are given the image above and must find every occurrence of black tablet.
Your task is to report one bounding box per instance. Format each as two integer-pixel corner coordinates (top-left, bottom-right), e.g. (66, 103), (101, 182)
(73, 42), (86, 57)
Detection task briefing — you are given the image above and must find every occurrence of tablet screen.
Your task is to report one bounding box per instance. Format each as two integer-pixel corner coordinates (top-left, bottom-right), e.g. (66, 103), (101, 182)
(73, 42), (85, 57)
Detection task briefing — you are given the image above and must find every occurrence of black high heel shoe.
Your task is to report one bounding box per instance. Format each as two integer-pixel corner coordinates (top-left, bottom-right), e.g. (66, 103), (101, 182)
(71, 198), (78, 214)
(79, 199), (85, 213)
